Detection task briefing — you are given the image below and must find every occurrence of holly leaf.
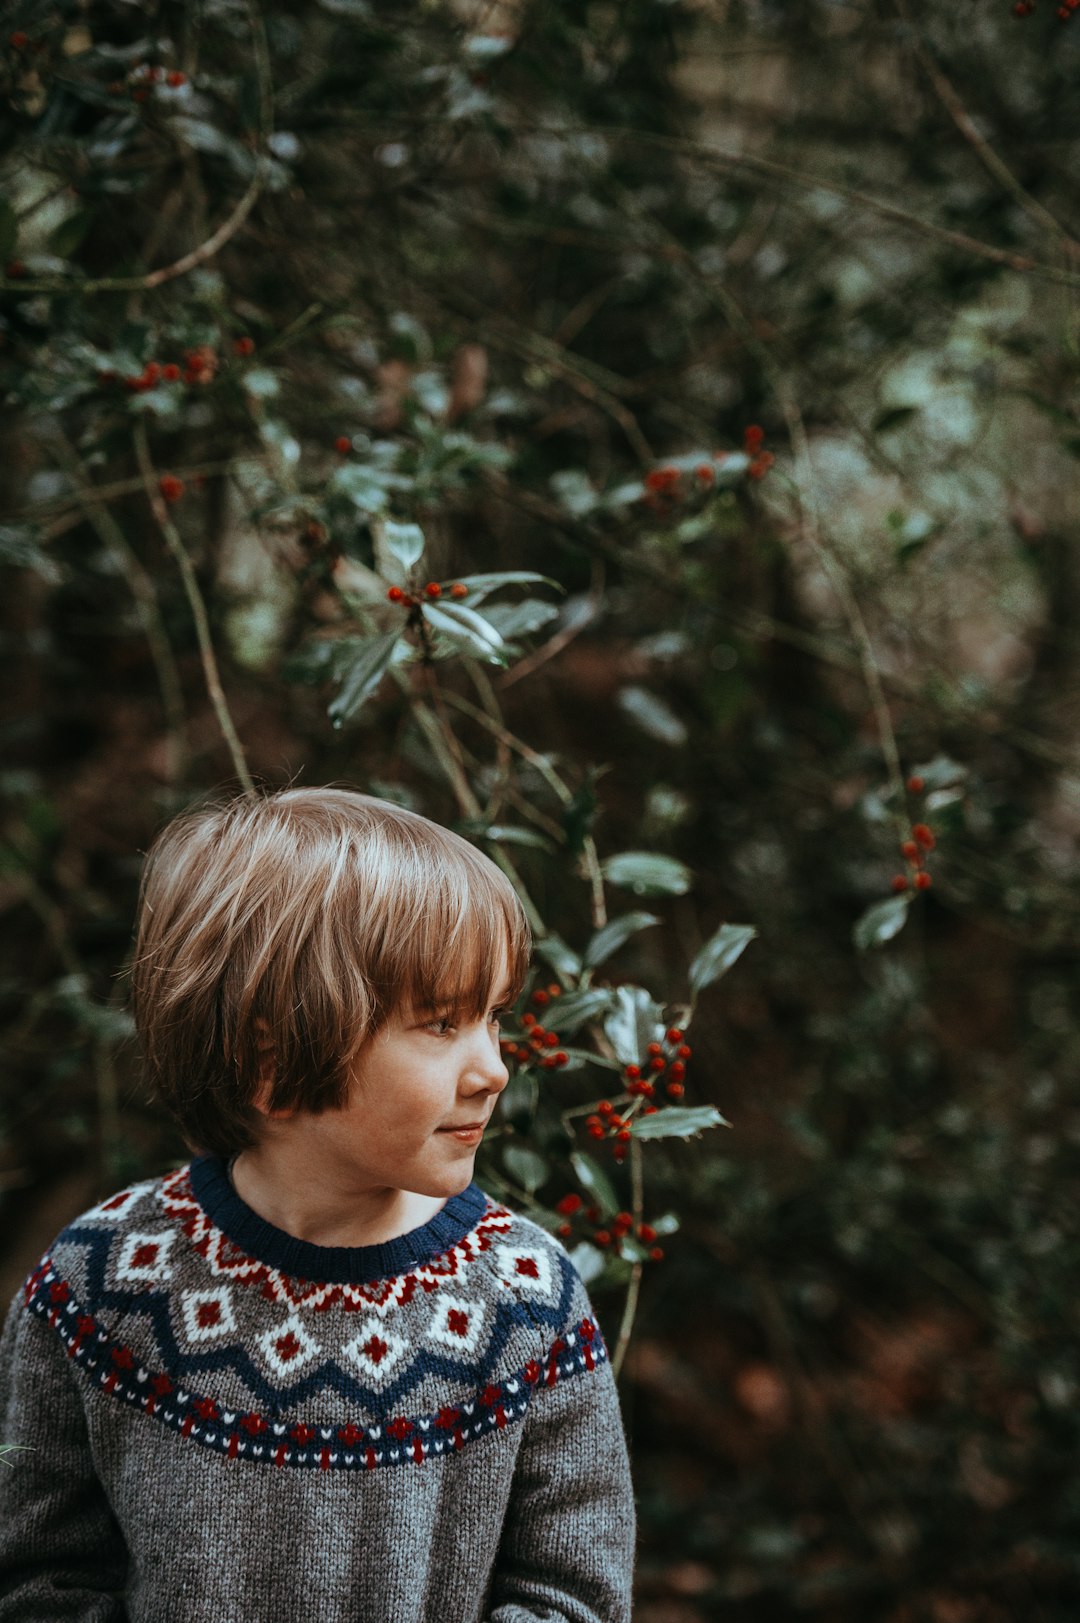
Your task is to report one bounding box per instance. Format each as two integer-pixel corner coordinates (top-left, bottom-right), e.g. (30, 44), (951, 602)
(631, 1105), (730, 1139)
(603, 984), (664, 1066)
(602, 851), (692, 897)
(502, 1142), (549, 1195)
(381, 519), (425, 571)
(422, 600), (505, 662)
(327, 630), (402, 726)
(569, 1150), (619, 1217)
(535, 987), (612, 1036)
(853, 892), (911, 952)
(689, 923), (757, 997)
(583, 912), (660, 970)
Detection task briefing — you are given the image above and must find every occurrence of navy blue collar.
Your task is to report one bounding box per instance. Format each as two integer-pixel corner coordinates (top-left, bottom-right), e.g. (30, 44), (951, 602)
(189, 1155), (488, 1285)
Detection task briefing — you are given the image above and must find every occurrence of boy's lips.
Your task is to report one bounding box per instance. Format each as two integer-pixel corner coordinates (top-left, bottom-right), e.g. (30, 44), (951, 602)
(438, 1119), (488, 1132)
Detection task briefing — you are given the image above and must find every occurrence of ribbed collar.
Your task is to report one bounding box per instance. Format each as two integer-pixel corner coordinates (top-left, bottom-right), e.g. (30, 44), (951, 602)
(188, 1155), (488, 1285)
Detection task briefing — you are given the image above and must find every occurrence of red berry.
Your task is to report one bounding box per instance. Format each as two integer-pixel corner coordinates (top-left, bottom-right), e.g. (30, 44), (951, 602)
(521, 1012), (536, 1027)
(586, 1207), (600, 1222)
(669, 1061), (686, 1080)
(588, 1124), (604, 1139)
(335, 436), (351, 454)
(387, 586), (405, 603)
(424, 581), (442, 599)
(616, 1128), (631, 1142)
(666, 1028), (683, 1043)
(594, 1230), (612, 1247)
(906, 775), (924, 793)
(544, 1031), (559, 1048)
(695, 464), (714, 486)
(649, 1055), (666, 1072)
(912, 823), (935, 850)
(638, 1223), (657, 1243)
(166, 70), (186, 86)
(647, 1042), (662, 1055)
(914, 872), (932, 891)
(677, 1044), (692, 1059)
(554, 1051), (568, 1066)
(598, 1100), (613, 1115)
(891, 875), (909, 893)
(450, 582), (469, 599)
(531, 990), (549, 1006)
(158, 474), (184, 503)
(557, 1223), (572, 1238)
(747, 451), (775, 480)
(901, 840), (919, 860)
(540, 1055), (557, 1069)
(233, 336), (254, 356)
(666, 1082), (685, 1099)
(624, 1065), (641, 1080)
(556, 1193), (583, 1215)
(644, 1105), (658, 1115)
(162, 363), (181, 382)
(547, 983), (561, 996)
(743, 423), (765, 449)
(645, 467), (680, 493)
(649, 1246), (664, 1261)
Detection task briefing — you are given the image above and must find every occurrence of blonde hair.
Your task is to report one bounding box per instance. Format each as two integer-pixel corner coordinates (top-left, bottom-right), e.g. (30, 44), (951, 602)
(130, 786), (532, 1158)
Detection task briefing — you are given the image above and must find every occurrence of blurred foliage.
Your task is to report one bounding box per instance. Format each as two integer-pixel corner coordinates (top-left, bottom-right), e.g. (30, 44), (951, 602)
(3, 0), (1080, 1616)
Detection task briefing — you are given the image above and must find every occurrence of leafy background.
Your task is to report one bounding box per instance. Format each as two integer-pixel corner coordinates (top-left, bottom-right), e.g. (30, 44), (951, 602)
(3, 0), (1080, 1616)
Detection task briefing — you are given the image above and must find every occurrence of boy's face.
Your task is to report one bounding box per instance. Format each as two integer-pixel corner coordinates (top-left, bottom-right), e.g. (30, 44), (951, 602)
(264, 939), (514, 1202)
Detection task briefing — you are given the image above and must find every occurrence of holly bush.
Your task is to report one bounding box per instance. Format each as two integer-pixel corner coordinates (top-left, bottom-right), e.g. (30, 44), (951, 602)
(3, 0), (1080, 1616)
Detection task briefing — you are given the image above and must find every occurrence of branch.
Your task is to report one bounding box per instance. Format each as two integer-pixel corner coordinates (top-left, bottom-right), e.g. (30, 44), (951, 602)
(132, 422), (254, 794)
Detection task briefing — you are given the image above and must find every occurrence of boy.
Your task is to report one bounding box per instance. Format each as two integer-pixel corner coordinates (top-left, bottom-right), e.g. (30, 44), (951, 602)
(0, 787), (637, 1621)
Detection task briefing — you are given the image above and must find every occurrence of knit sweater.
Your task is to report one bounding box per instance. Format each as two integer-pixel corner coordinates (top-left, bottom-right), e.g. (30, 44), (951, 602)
(0, 1158), (636, 1622)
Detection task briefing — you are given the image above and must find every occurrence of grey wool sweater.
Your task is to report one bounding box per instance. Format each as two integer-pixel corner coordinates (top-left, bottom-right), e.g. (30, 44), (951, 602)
(0, 1159), (636, 1621)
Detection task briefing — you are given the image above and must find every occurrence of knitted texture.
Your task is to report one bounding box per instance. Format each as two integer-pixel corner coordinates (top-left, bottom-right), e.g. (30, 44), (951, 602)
(0, 1161), (636, 1622)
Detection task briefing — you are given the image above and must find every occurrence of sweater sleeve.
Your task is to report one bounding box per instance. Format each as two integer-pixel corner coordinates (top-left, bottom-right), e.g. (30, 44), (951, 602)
(0, 1283), (127, 1621)
(485, 1272), (637, 1623)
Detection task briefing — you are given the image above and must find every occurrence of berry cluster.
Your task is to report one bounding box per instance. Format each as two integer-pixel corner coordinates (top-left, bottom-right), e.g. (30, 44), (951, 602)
(386, 582), (469, 606)
(622, 1026), (691, 1102)
(499, 985), (569, 1071)
(158, 474), (184, 504)
(891, 776), (936, 893)
(552, 1194), (664, 1262)
(641, 425), (775, 510)
(98, 341), (248, 395)
(106, 62), (187, 99)
(1014, 0), (1079, 16)
(743, 423), (775, 481)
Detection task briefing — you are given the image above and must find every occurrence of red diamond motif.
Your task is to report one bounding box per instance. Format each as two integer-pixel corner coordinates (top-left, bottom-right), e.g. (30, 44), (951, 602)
(447, 1308), (469, 1338)
(196, 1301), (222, 1328)
(275, 1331), (302, 1362)
(131, 1243), (158, 1268)
(515, 1256), (539, 1279)
(362, 1334), (390, 1364)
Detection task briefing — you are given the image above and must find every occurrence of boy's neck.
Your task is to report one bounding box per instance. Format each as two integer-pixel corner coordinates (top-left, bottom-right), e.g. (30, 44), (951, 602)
(228, 1147), (450, 1252)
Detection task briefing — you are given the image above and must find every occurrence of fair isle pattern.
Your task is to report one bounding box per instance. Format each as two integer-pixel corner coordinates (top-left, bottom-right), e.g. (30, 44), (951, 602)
(23, 1258), (606, 1472)
(157, 1167), (517, 1311)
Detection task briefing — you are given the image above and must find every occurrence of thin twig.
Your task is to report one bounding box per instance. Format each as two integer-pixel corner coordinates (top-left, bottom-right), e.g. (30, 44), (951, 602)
(132, 422), (254, 794)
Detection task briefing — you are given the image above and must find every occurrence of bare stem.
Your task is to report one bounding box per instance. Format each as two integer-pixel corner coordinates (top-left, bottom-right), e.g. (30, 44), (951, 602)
(133, 422), (254, 794)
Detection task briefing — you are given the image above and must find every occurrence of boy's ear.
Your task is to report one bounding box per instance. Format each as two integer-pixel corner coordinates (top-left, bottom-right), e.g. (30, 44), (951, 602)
(249, 1017), (295, 1121)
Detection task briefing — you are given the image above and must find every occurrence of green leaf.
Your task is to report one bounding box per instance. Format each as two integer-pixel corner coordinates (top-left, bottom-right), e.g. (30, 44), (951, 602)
(602, 850), (692, 897)
(0, 200), (17, 264)
(535, 936), (583, 979)
(569, 1151), (619, 1218)
(482, 599), (560, 639)
(689, 922), (757, 997)
(450, 571), (562, 606)
(631, 1105), (730, 1139)
(853, 893), (911, 952)
(583, 912), (660, 970)
(480, 824), (556, 851)
(537, 986), (612, 1036)
(568, 1242), (608, 1286)
(616, 686), (688, 747)
(603, 984), (664, 1066)
(382, 520), (425, 571)
(502, 1142), (549, 1195)
(327, 630), (401, 726)
(422, 600), (505, 662)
